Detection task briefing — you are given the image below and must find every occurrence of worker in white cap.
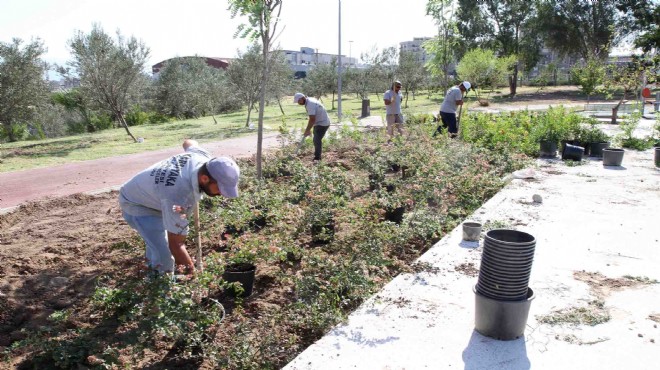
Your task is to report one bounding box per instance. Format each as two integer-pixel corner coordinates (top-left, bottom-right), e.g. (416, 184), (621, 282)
(119, 139), (240, 275)
(434, 81), (471, 138)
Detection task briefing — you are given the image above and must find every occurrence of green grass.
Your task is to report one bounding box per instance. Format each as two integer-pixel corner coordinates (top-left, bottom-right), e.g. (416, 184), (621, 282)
(0, 93), (442, 173)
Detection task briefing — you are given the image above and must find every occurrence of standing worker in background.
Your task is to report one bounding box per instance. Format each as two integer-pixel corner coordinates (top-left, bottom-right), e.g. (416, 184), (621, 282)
(294, 92), (331, 161)
(383, 80), (404, 142)
(434, 81), (471, 138)
(119, 139), (240, 275)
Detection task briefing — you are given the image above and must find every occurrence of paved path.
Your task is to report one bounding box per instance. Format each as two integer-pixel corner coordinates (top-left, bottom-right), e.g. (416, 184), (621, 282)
(0, 133), (283, 211)
(0, 117), (387, 212)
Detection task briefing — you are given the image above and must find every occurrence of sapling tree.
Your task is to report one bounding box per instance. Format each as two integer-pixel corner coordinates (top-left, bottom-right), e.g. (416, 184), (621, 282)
(602, 60), (645, 124)
(228, 0), (283, 179)
(396, 51), (427, 107)
(570, 56), (605, 106)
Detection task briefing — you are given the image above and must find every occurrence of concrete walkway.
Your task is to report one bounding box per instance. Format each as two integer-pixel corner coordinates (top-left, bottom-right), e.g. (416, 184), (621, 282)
(284, 117), (660, 369)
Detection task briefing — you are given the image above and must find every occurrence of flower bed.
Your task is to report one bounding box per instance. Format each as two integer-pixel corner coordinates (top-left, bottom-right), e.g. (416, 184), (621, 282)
(7, 119), (530, 369)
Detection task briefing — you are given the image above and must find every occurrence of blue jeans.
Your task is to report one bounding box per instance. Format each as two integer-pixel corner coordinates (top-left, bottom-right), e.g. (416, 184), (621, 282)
(313, 125), (330, 160)
(122, 212), (174, 273)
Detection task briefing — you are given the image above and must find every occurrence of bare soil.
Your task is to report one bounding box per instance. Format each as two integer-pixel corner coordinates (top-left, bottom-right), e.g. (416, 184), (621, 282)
(0, 192), (131, 347)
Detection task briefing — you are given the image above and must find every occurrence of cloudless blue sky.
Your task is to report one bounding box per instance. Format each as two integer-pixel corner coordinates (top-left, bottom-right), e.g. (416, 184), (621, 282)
(1, 0), (438, 73)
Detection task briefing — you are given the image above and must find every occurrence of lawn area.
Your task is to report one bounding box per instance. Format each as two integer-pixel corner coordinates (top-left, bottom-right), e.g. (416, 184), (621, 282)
(0, 93), (442, 173)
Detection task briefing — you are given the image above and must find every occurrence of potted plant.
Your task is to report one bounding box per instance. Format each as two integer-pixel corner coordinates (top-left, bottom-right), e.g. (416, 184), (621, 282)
(580, 121), (611, 158)
(222, 233), (281, 297)
(305, 194), (339, 244)
(532, 107), (575, 157)
(377, 189), (413, 224)
(308, 206), (335, 244)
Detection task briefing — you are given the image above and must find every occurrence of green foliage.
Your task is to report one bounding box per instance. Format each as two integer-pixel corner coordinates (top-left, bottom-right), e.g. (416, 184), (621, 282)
(0, 38), (50, 142)
(456, 49), (515, 101)
(66, 23), (150, 141)
(124, 107), (150, 126)
(570, 57), (605, 100)
(613, 112), (655, 150)
(531, 106), (580, 144)
(537, 0), (621, 60)
(579, 120), (610, 143)
(154, 56), (240, 119)
(7, 112), (542, 369)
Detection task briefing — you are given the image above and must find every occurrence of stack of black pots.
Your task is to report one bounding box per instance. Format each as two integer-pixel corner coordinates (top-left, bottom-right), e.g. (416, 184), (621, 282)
(474, 229), (536, 340)
(477, 229), (536, 300)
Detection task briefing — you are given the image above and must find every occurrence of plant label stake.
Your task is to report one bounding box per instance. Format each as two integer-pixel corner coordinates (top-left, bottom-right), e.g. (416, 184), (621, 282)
(194, 202), (203, 272)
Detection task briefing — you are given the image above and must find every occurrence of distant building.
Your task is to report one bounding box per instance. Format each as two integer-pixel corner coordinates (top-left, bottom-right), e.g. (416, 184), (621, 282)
(282, 47), (356, 77)
(400, 37), (432, 64)
(151, 56), (232, 78)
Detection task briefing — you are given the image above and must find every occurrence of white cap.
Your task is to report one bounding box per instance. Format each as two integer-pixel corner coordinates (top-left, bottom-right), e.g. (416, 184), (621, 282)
(207, 157), (240, 198)
(293, 92), (306, 103)
(462, 81), (471, 90)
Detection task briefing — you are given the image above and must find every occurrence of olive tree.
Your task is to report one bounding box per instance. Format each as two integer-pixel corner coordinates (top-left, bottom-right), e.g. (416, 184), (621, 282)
(155, 56), (234, 119)
(396, 51), (427, 107)
(66, 24), (150, 142)
(0, 38), (50, 142)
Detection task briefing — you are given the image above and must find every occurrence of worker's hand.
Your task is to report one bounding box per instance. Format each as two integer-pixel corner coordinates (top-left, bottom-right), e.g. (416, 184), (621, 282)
(176, 263), (196, 277)
(304, 129), (311, 137)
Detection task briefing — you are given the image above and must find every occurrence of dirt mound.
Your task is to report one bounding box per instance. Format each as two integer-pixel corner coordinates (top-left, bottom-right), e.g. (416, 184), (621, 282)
(0, 192), (138, 346)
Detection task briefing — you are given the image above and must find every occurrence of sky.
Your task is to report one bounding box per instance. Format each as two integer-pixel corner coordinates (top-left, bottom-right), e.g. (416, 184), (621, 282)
(0, 0), (439, 75)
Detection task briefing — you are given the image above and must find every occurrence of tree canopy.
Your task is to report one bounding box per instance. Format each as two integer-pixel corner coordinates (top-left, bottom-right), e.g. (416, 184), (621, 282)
(537, 0), (623, 60)
(66, 24), (150, 142)
(0, 38), (50, 142)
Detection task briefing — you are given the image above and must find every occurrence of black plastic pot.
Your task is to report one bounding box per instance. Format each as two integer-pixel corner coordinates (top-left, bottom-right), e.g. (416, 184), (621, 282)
(561, 143), (584, 161)
(654, 146), (660, 168)
(539, 141), (557, 158)
(589, 142), (610, 158)
(474, 286), (535, 341)
(385, 206), (405, 224)
(311, 222), (335, 244)
(602, 148), (624, 166)
(223, 263), (256, 297)
(476, 229), (536, 301)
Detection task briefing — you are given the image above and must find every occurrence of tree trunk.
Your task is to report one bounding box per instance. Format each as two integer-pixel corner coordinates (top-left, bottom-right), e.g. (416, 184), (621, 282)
(611, 93), (627, 125)
(245, 105), (253, 127)
(117, 113), (137, 142)
(277, 99), (285, 115)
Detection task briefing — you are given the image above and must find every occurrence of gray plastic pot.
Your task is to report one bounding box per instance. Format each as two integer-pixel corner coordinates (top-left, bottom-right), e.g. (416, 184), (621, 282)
(474, 285), (535, 340)
(462, 221), (482, 241)
(602, 148), (624, 166)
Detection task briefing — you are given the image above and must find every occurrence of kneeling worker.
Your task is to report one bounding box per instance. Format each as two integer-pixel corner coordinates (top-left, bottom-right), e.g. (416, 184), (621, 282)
(119, 139), (240, 275)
